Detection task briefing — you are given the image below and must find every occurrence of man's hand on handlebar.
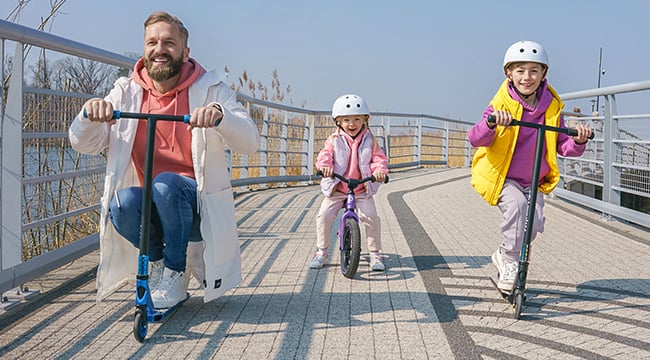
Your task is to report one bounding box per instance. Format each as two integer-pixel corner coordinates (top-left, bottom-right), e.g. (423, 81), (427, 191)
(83, 99), (116, 125)
(189, 103), (223, 129)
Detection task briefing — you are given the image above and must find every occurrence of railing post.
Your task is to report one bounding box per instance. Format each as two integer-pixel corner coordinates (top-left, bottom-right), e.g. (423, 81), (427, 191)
(385, 116), (391, 165)
(280, 110), (288, 185)
(307, 114), (314, 177)
(259, 104), (269, 179)
(444, 121), (449, 165)
(2, 42), (24, 270)
(602, 95), (620, 208)
(417, 117), (422, 167)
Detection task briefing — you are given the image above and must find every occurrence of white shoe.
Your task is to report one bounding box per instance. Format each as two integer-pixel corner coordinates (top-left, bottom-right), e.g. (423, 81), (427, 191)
(499, 261), (518, 292)
(491, 249), (506, 277)
(151, 267), (189, 308)
(309, 249), (328, 269)
(149, 260), (164, 290)
(492, 248), (517, 291)
(370, 252), (385, 271)
(186, 241), (206, 288)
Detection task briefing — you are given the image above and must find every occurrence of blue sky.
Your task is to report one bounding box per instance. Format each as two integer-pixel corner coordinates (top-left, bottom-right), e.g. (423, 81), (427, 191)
(3, 0), (650, 122)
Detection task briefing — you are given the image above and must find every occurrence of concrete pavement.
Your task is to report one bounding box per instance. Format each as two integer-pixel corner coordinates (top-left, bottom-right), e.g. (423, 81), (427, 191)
(1, 168), (648, 359)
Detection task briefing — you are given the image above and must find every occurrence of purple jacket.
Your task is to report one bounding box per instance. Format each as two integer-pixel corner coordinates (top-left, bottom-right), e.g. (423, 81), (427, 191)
(468, 81), (586, 188)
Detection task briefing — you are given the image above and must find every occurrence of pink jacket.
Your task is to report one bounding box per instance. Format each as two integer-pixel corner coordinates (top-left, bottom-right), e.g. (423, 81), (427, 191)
(317, 128), (388, 197)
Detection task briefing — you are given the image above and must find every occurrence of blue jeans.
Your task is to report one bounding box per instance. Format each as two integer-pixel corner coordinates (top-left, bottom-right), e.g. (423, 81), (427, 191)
(108, 172), (201, 272)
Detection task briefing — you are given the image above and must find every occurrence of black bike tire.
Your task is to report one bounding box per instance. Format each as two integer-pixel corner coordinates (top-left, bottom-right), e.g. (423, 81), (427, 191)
(341, 218), (361, 279)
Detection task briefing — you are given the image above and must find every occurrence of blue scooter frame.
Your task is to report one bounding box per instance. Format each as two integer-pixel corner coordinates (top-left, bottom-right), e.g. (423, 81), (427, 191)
(86, 110), (192, 342)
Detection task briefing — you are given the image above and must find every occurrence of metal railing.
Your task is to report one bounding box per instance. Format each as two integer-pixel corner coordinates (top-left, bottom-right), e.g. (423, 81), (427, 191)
(1, 19), (649, 298)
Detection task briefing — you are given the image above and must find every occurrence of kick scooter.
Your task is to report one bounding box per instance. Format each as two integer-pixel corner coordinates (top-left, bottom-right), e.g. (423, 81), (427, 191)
(317, 171), (388, 278)
(486, 114), (593, 319)
(85, 109), (194, 342)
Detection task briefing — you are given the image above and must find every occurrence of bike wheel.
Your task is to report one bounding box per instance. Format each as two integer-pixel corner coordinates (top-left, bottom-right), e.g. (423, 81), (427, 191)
(340, 218), (361, 279)
(513, 290), (524, 319)
(133, 309), (148, 343)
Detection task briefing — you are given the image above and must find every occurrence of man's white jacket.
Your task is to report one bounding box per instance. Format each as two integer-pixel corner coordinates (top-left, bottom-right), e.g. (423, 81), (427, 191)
(69, 70), (260, 302)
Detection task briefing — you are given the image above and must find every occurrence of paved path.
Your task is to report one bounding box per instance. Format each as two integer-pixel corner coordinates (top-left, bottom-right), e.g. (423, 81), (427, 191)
(1, 168), (649, 359)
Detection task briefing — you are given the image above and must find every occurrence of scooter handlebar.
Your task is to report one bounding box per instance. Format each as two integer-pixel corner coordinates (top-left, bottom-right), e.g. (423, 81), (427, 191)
(82, 109), (192, 124)
(486, 115), (594, 140)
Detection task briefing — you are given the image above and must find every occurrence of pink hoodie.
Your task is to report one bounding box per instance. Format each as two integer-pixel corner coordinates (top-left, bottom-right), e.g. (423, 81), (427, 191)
(130, 58), (206, 184)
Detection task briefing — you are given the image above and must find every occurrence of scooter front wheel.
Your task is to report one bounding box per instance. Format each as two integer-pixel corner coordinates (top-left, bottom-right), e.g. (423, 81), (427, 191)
(133, 309), (148, 343)
(513, 291), (524, 319)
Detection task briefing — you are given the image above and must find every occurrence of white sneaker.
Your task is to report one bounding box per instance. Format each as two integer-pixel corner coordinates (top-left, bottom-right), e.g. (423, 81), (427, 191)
(491, 249), (506, 277)
(149, 260), (164, 290)
(492, 248), (517, 292)
(370, 252), (385, 271)
(499, 260), (518, 292)
(309, 249), (328, 269)
(151, 267), (189, 309)
(186, 241), (206, 288)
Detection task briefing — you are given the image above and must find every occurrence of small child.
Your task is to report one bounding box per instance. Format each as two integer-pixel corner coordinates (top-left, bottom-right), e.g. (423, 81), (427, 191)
(310, 94), (389, 271)
(468, 40), (592, 291)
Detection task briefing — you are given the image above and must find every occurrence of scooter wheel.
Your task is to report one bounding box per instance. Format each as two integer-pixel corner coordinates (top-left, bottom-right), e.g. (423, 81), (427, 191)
(513, 291), (524, 319)
(133, 309), (148, 343)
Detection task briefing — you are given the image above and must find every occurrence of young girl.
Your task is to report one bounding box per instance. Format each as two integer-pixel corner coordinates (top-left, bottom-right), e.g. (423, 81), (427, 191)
(468, 41), (592, 291)
(310, 94), (389, 271)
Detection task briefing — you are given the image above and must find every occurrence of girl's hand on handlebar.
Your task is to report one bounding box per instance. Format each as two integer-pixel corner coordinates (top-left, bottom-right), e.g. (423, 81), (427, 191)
(572, 123), (593, 145)
(487, 110), (513, 129)
(83, 99), (116, 125)
(189, 104), (223, 129)
(319, 167), (333, 178)
(373, 170), (387, 183)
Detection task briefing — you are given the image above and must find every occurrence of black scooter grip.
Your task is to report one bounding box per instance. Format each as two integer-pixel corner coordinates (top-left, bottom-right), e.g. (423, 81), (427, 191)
(486, 115), (594, 139)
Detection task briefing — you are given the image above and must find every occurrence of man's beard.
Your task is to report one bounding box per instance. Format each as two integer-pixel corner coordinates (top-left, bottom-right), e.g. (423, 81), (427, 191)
(144, 54), (183, 82)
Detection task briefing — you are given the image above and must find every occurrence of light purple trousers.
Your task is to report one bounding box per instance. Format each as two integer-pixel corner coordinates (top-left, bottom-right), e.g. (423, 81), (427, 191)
(497, 179), (545, 262)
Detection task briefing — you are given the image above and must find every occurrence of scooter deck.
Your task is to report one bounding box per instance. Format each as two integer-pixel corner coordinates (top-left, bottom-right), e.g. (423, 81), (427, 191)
(150, 292), (190, 322)
(489, 276), (513, 302)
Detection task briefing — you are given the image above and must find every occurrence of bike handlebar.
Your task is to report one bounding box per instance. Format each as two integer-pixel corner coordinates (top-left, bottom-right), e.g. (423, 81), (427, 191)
(316, 170), (389, 184)
(486, 114), (594, 140)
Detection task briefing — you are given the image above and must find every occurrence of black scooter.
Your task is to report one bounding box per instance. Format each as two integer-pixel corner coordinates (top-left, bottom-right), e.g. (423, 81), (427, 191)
(486, 114), (593, 319)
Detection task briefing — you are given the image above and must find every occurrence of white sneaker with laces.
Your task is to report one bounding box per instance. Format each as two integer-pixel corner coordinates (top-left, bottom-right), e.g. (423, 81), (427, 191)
(498, 260), (518, 292)
(309, 249), (328, 269)
(492, 248), (518, 292)
(151, 267), (189, 309)
(370, 252), (385, 271)
(149, 260), (164, 290)
(491, 249), (506, 278)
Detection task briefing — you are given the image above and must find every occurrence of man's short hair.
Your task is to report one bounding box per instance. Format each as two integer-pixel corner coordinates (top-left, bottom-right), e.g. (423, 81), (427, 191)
(144, 11), (189, 46)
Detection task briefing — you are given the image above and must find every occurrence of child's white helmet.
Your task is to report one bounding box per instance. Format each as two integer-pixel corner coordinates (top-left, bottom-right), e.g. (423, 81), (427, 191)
(503, 40), (549, 73)
(331, 94), (370, 119)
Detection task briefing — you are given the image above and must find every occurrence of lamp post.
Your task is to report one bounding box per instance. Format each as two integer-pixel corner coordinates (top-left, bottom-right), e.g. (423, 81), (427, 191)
(595, 47), (606, 114)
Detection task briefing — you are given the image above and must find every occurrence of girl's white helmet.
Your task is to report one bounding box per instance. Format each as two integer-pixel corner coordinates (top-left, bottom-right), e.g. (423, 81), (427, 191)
(331, 94), (370, 119)
(503, 40), (549, 72)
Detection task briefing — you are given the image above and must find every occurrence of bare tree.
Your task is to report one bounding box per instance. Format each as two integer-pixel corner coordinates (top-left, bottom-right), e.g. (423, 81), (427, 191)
(3, 0), (69, 106)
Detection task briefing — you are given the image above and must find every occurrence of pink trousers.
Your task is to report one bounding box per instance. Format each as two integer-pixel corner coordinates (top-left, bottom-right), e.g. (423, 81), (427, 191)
(315, 191), (382, 252)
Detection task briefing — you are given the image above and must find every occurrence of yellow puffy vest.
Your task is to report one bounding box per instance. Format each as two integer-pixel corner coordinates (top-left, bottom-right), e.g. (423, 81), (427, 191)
(471, 79), (564, 206)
